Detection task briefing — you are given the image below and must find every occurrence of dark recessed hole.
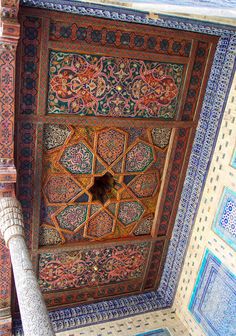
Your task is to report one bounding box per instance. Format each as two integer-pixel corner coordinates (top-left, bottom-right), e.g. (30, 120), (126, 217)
(89, 173), (115, 204)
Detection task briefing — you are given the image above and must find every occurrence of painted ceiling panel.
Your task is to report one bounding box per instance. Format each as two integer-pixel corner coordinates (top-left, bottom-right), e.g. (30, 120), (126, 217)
(40, 125), (168, 244)
(39, 242), (150, 292)
(48, 51), (184, 118)
(15, 8), (218, 311)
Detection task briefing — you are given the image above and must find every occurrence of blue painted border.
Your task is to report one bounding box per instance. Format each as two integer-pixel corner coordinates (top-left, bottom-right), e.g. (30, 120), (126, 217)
(13, 1), (236, 334)
(189, 249), (213, 312)
(212, 187), (236, 250)
(189, 249), (236, 336)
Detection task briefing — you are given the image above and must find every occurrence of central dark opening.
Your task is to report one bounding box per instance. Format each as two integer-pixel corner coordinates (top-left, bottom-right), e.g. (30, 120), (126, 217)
(90, 172), (115, 204)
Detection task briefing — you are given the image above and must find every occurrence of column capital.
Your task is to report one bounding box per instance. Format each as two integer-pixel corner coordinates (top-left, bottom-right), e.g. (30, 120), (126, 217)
(0, 197), (24, 246)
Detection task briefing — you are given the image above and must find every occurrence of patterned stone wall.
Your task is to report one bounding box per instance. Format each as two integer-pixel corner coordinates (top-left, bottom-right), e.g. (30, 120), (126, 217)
(174, 73), (236, 335)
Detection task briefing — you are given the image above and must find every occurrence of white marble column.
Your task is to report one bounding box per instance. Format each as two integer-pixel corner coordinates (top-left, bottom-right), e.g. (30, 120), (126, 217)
(0, 198), (55, 336)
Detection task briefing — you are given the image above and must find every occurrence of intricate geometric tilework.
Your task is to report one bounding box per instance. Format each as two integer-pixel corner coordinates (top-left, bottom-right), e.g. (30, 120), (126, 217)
(0, 45), (16, 160)
(107, 202), (117, 215)
(60, 142), (93, 174)
(41, 126), (168, 245)
(44, 175), (81, 203)
(56, 205), (88, 231)
(85, 210), (114, 238)
(39, 226), (62, 246)
(19, 16), (41, 115)
(182, 41), (209, 121)
(145, 240), (166, 290)
(118, 201), (145, 226)
(48, 18), (193, 60)
(17, 122), (36, 246)
(151, 128), (172, 148)
(158, 128), (189, 236)
(97, 129), (126, 165)
(48, 51), (183, 119)
(134, 214), (154, 236)
(90, 203), (102, 216)
(38, 242), (150, 292)
(43, 124), (71, 151)
(112, 160), (123, 174)
(189, 250), (236, 336)
(129, 172), (159, 198)
(212, 187), (236, 250)
(126, 142), (154, 172)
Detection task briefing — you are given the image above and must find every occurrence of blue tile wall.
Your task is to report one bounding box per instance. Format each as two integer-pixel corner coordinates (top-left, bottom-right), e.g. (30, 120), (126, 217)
(189, 249), (236, 336)
(212, 187), (236, 250)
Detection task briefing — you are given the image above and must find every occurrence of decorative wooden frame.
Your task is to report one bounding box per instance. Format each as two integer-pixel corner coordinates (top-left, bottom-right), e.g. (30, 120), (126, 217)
(12, 6), (220, 314)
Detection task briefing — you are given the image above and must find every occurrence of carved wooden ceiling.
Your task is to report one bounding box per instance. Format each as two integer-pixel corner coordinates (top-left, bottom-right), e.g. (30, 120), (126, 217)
(14, 7), (218, 312)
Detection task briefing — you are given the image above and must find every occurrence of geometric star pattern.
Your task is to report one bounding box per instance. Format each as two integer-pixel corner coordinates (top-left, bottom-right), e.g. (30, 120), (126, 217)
(129, 172), (159, 198)
(60, 142), (94, 174)
(44, 175), (81, 203)
(118, 201), (145, 226)
(134, 214), (154, 236)
(86, 210), (114, 238)
(56, 205), (88, 231)
(97, 128), (126, 165)
(125, 142), (154, 172)
(41, 125), (169, 243)
(43, 124), (71, 151)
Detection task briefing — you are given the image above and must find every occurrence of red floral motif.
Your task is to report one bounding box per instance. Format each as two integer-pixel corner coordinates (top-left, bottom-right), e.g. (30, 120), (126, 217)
(48, 52), (181, 118)
(39, 243), (149, 292)
(104, 248), (145, 280)
(131, 65), (178, 116)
